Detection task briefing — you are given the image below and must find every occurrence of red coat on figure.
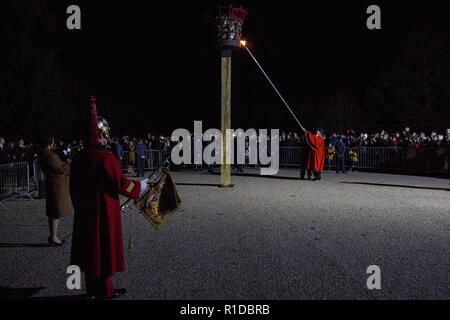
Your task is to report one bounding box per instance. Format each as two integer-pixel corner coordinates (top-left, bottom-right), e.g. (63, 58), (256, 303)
(69, 97), (141, 299)
(70, 148), (141, 277)
(305, 132), (325, 173)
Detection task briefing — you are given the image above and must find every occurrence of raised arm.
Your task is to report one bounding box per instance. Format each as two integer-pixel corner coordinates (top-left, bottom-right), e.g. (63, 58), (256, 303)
(304, 130), (317, 151)
(45, 153), (71, 176)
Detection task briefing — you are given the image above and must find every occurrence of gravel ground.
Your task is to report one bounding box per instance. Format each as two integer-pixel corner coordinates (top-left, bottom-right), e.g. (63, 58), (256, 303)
(0, 169), (449, 300)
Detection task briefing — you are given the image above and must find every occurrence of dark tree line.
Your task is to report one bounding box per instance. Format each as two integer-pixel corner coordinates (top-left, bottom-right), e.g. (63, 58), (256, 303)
(0, 1), (66, 139)
(322, 27), (450, 133)
(0, 1), (449, 140)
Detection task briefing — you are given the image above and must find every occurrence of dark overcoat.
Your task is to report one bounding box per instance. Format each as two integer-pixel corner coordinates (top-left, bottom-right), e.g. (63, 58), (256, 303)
(39, 149), (71, 218)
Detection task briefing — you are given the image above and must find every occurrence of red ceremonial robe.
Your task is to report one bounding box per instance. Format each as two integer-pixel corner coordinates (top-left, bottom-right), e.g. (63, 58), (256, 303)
(305, 132), (325, 173)
(70, 147), (141, 278)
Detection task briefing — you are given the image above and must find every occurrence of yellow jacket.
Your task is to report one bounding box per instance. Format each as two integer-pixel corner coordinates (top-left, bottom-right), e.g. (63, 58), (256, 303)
(349, 150), (358, 162)
(327, 147), (335, 160)
(129, 145), (136, 164)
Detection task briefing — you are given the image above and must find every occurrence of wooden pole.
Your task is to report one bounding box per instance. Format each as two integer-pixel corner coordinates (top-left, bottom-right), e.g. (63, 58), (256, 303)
(220, 54), (232, 187)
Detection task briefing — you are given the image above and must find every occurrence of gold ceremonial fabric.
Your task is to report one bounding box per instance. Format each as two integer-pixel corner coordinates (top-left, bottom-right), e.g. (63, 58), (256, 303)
(134, 170), (182, 229)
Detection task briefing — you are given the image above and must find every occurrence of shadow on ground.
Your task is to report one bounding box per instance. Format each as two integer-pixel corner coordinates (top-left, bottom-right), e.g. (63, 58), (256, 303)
(0, 243), (55, 248)
(0, 286), (87, 300)
(0, 286), (45, 299)
(176, 183), (222, 187)
(341, 181), (450, 191)
(210, 171), (303, 181)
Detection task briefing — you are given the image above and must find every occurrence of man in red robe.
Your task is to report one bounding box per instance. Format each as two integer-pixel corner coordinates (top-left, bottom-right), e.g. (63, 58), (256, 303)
(303, 128), (325, 181)
(70, 97), (146, 299)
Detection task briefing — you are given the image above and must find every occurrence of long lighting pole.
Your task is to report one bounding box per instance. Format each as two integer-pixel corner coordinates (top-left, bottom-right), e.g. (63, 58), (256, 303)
(220, 48), (232, 187)
(241, 42), (305, 131)
(216, 5), (247, 187)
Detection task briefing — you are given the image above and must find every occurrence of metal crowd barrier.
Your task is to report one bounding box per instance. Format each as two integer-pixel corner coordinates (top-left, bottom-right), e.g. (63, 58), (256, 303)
(324, 146), (400, 170)
(280, 146), (402, 170)
(120, 149), (163, 172)
(279, 146), (448, 174)
(351, 147), (402, 170)
(32, 159), (42, 190)
(279, 146), (302, 167)
(0, 161), (34, 210)
(117, 146), (447, 174)
(33, 159), (41, 183)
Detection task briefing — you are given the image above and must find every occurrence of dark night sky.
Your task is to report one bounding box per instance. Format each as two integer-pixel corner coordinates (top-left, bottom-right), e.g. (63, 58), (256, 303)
(45, 0), (450, 136)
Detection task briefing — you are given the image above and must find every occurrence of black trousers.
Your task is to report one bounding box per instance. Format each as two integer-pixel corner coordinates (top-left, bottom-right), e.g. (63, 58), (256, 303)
(86, 276), (114, 298)
(300, 153), (309, 178)
(336, 155), (346, 173)
(136, 157), (145, 176)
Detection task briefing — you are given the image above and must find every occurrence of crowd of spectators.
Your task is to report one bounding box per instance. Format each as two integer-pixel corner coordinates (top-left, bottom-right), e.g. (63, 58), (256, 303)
(0, 133), (172, 165)
(109, 134), (172, 176)
(110, 133), (172, 159)
(279, 127), (450, 149)
(1, 127), (449, 167)
(0, 136), (39, 165)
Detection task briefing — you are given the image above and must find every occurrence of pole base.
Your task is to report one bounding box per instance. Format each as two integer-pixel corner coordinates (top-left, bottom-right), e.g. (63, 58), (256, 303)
(219, 184), (234, 188)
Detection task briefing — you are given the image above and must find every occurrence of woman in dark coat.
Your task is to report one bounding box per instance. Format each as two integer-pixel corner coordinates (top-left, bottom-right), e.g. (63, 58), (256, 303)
(39, 136), (71, 245)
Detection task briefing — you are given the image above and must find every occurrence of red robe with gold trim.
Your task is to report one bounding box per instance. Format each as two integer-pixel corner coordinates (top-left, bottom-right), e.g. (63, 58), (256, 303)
(305, 132), (325, 173)
(70, 147), (141, 278)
